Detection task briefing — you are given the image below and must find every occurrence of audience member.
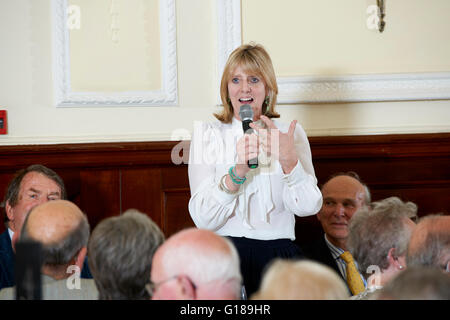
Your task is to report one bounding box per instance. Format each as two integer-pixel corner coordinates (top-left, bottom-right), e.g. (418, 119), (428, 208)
(301, 172), (370, 295)
(0, 164), (66, 290)
(347, 197), (417, 299)
(0, 164), (92, 291)
(251, 259), (349, 300)
(407, 214), (450, 272)
(88, 209), (165, 300)
(150, 228), (242, 300)
(374, 266), (450, 300)
(0, 200), (97, 299)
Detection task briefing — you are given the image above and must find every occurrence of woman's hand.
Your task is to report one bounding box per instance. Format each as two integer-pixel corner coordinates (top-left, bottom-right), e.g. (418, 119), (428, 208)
(251, 115), (299, 174)
(235, 132), (259, 177)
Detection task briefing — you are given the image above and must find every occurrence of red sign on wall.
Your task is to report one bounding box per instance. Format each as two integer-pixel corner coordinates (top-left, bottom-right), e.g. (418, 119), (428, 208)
(0, 110), (7, 134)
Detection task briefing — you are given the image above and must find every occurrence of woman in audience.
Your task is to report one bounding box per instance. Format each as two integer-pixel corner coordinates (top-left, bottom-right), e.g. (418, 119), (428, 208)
(188, 42), (322, 296)
(347, 196), (417, 299)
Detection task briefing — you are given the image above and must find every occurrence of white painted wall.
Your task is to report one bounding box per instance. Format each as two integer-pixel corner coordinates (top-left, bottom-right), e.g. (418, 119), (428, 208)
(0, 0), (449, 146)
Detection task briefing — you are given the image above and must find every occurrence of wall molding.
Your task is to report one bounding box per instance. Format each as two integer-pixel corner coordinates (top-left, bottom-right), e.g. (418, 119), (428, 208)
(52, 0), (178, 107)
(216, 0), (450, 104)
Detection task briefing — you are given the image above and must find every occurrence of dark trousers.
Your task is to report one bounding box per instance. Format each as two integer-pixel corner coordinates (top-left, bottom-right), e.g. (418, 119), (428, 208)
(227, 236), (304, 298)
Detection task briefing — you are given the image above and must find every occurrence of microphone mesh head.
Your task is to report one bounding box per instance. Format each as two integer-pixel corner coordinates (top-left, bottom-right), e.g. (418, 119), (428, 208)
(239, 104), (253, 121)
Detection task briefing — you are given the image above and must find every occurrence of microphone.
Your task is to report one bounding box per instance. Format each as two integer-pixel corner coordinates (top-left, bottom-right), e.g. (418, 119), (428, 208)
(239, 104), (258, 169)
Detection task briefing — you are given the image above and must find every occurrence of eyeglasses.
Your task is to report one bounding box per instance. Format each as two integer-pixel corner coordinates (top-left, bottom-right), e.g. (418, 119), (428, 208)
(145, 275), (193, 297)
(146, 275), (243, 298)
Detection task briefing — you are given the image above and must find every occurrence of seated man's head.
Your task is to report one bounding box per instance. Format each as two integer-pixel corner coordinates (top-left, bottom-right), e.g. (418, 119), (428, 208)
(19, 200), (89, 280)
(3, 164), (66, 233)
(407, 214), (450, 272)
(150, 228), (242, 300)
(317, 172), (370, 249)
(88, 209), (165, 300)
(251, 259), (349, 300)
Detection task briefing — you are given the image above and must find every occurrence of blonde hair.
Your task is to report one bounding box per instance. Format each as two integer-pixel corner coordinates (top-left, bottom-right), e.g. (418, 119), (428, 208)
(251, 259), (349, 300)
(215, 43), (280, 123)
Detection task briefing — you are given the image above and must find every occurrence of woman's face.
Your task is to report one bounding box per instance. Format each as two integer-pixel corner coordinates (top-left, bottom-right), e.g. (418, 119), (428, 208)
(228, 65), (267, 122)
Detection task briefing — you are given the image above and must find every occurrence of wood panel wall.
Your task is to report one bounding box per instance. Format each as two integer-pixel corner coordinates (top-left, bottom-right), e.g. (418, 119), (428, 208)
(0, 133), (449, 247)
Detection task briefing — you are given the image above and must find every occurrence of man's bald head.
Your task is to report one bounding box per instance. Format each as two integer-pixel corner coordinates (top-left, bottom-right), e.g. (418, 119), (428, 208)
(20, 200), (90, 274)
(151, 228), (242, 300)
(25, 200), (85, 245)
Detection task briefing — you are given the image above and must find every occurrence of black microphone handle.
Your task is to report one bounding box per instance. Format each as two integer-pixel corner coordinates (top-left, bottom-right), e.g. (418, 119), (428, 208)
(242, 120), (258, 169)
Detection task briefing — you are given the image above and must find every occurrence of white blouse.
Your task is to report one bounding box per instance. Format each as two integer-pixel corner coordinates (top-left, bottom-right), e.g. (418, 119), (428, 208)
(188, 117), (322, 241)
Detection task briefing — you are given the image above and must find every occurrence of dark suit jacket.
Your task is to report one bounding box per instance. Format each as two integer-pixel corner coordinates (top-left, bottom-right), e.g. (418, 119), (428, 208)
(0, 230), (92, 291)
(0, 230), (15, 290)
(301, 235), (343, 278)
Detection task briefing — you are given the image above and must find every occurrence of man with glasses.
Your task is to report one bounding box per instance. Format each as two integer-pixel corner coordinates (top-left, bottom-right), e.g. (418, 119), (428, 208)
(150, 228), (243, 300)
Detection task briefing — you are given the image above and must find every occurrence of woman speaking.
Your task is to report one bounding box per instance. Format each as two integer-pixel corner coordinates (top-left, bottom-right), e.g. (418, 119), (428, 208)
(188, 43), (322, 297)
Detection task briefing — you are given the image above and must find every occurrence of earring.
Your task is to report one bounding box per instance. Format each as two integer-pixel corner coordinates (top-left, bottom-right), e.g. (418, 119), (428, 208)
(398, 265), (404, 270)
(264, 96), (270, 106)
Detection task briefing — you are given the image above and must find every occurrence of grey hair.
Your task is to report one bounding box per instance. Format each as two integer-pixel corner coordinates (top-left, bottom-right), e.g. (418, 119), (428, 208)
(347, 197), (418, 278)
(406, 214), (450, 269)
(88, 209), (165, 300)
(20, 207), (90, 266)
(374, 266), (450, 300)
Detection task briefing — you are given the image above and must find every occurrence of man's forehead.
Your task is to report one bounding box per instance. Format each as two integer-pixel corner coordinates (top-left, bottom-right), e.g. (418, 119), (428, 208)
(20, 172), (61, 192)
(322, 176), (365, 199)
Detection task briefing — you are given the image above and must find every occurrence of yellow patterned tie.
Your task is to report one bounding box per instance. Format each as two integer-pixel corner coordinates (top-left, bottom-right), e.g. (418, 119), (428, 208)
(340, 251), (365, 295)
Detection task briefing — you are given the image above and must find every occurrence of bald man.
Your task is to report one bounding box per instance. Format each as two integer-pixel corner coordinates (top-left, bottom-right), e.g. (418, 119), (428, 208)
(407, 214), (450, 272)
(300, 172), (370, 293)
(0, 200), (97, 299)
(150, 228), (242, 300)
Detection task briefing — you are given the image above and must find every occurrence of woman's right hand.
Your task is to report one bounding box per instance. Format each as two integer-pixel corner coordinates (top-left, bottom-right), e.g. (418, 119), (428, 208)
(235, 133), (259, 177)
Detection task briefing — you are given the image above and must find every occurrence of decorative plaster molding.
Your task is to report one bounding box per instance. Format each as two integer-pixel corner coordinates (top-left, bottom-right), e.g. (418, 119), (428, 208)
(216, 0), (450, 104)
(52, 0), (177, 107)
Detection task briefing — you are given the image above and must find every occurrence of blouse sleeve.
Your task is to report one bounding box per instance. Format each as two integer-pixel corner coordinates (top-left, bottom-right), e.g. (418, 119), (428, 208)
(187, 122), (238, 231)
(280, 123), (323, 216)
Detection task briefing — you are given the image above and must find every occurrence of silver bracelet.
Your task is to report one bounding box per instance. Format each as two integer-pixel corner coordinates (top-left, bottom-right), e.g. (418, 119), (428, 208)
(219, 174), (238, 194)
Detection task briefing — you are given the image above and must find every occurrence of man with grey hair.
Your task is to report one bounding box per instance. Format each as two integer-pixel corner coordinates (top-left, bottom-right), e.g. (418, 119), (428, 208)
(0, 200), (97, 299)
(88, 209), (165, 300)
(150, 228), (242, 300)
(407, 214), (450, 272)
(347, 196), (417, 299)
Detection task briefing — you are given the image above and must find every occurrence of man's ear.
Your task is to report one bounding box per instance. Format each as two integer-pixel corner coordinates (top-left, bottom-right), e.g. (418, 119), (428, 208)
(74, 247), (87, 271)
(176, 275), (196, 300)
(5, 200), (14, 222)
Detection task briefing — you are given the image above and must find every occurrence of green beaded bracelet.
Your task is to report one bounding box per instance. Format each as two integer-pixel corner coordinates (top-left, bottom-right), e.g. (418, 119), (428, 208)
(229, 166), (246, 185)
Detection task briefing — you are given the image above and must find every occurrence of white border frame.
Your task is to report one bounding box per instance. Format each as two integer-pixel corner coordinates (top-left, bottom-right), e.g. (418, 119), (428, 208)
(52, 0), (177, 107)
(216, 0), (450, 104)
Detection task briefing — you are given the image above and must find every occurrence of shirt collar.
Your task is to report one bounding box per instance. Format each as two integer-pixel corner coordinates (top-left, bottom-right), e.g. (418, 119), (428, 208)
(323, 233), (345, 259)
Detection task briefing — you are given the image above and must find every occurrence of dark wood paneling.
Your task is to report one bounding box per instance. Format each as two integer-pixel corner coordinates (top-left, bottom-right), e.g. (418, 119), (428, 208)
(163, 190), (195, 237)
(79, 170), (121, 229)
(121, 168), (162, 227)
(0, 133), (449, 240)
